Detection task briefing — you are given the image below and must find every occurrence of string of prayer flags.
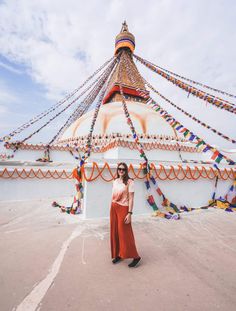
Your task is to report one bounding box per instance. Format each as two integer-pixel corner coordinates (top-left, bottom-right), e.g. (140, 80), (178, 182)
(224, 178), (236, 205)
(144, 79), (236, 144)
(146, 99), (235, 166)
(129, 56), (236, 165)
(123, 50), (236, 218)
(134, 54), (236, 99)
(52, 59), (118, 216)
(0, 57), (114, 144)
(134, 54), (236, 115)
(119, 53), (181, 219)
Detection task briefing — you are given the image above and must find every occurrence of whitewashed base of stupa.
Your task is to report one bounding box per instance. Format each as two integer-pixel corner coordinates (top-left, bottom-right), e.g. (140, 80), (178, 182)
(10, 145), (208, 163)
(83, 164), (232, 219)
(0, 159), (233, 219)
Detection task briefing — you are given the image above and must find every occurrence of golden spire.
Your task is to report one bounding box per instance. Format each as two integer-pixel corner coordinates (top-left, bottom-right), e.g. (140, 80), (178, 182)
(114, 21), (135, 55)
(102, 23), (149, 104)
(103, 21), (149, 104)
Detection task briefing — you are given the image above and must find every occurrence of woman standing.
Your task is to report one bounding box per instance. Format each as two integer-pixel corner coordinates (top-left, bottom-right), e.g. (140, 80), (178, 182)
(110, 162), (141, 268)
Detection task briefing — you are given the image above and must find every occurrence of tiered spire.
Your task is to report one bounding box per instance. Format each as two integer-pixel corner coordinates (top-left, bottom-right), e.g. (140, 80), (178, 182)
(103, 22), (149, 104)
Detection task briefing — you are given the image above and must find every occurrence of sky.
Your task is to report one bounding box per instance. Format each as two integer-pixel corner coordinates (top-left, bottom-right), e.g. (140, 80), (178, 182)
(0, 0), (235, 150)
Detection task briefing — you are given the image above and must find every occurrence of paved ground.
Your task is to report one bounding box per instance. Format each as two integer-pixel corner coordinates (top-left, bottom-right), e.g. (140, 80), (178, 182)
(0, 199), (236, 311)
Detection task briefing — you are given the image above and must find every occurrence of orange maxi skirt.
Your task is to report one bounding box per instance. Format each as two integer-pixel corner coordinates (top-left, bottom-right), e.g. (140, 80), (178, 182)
(110, 201), (140, 259)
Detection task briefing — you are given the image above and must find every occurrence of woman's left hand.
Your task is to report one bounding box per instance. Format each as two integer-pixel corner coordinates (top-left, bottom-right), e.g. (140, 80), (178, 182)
(124, 214), (131, 224)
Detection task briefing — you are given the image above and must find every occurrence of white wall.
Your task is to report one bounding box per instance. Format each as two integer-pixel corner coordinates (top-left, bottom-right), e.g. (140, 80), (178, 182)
(0, 164), (232, 219)
(0, 175), (75, 202)
(82, 165), (232, 219)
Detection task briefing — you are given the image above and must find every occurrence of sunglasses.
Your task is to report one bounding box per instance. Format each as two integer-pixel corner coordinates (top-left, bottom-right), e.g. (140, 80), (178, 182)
(118, 167), (126, 172)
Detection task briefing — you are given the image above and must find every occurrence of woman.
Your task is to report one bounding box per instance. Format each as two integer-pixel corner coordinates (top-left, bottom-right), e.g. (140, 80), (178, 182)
(110, 162), (141, 268)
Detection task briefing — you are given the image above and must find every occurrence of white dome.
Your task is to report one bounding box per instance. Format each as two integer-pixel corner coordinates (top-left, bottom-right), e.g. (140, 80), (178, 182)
(60, 101), (177, 140)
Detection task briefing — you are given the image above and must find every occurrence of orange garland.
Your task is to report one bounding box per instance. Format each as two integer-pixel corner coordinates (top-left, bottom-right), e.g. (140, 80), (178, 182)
(81, 163), (234, 181)
(0, 168), (72, 179)
(0, 163), (234, 180)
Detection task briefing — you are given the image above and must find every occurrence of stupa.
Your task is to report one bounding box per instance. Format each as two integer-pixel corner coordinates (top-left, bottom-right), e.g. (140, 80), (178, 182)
(0, 22), (235, 218)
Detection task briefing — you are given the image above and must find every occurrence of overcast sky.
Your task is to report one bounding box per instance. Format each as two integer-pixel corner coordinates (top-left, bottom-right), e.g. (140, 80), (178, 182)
(0, 0), (235, 150)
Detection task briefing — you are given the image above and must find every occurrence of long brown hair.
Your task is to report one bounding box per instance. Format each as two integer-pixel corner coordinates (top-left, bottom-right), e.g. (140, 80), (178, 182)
(116, 162), (132, 185)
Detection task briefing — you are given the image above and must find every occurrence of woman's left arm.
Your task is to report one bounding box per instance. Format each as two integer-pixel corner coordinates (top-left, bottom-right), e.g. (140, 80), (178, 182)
(128, 192), (134, 213)
(124, 192), (134, 224)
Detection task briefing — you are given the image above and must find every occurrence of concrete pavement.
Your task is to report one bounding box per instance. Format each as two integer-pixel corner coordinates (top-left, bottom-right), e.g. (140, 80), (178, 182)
(0, 199), (236, 311)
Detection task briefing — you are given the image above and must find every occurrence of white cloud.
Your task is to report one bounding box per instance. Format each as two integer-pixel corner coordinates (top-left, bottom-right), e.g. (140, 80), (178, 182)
(0, 61), (23, 74)
(0, 0), (235, 96)
(0, 0), (235, 147)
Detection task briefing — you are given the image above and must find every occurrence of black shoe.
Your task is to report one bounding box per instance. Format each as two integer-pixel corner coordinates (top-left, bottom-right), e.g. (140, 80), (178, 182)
(128, 257), (141, 267)
(112, 256), (121, 264)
